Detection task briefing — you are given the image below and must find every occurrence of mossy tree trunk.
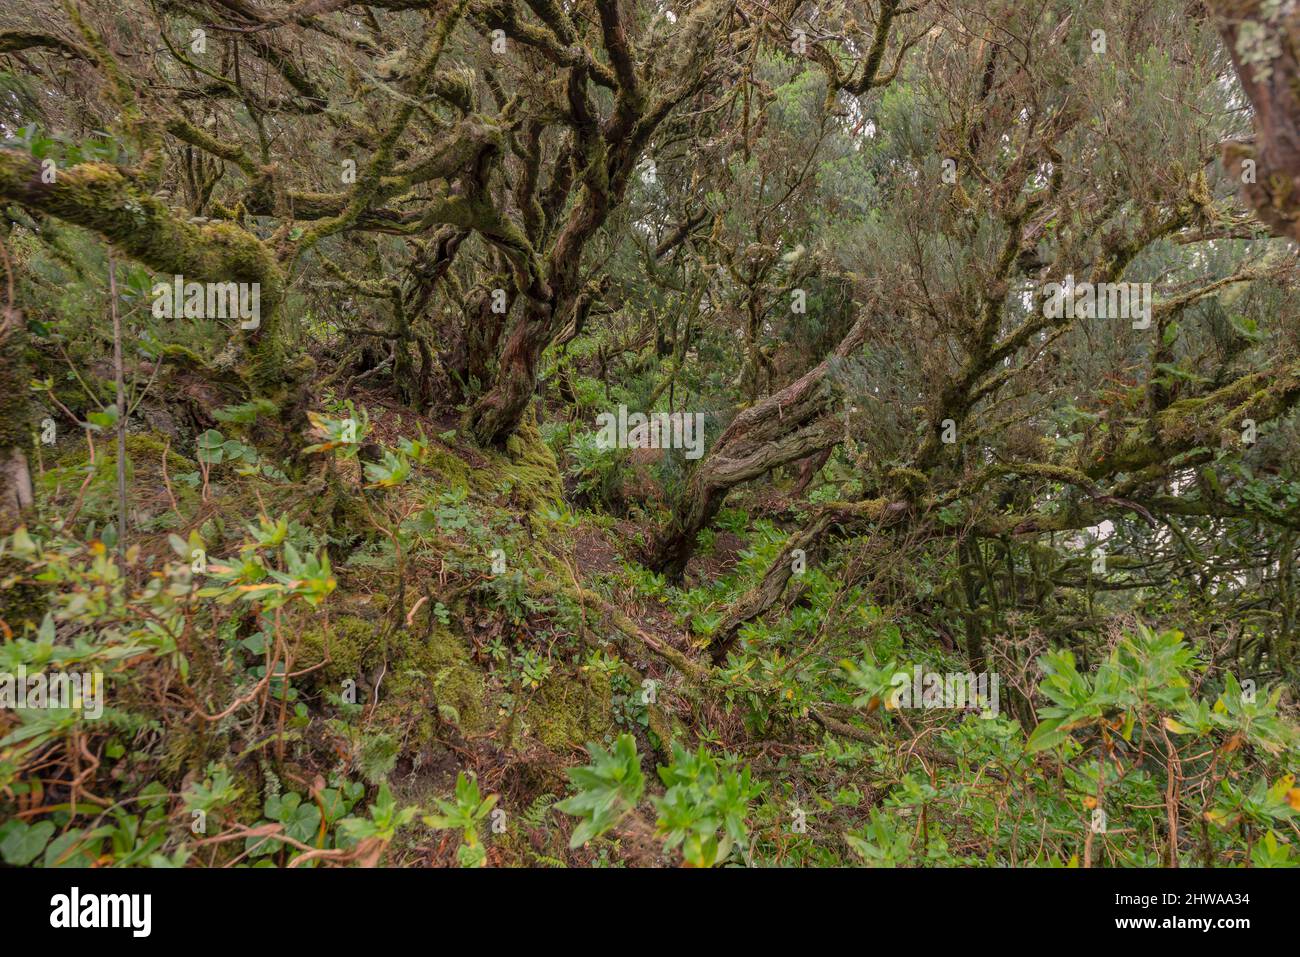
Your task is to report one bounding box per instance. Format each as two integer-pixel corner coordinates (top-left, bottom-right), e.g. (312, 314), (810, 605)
(646, 314), (872, 580)
(0, 149), (292, 399)
(464, 0), (735, 446)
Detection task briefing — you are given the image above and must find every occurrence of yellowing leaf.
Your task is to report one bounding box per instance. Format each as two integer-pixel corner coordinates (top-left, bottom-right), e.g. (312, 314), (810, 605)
(10, 526), (35, 557)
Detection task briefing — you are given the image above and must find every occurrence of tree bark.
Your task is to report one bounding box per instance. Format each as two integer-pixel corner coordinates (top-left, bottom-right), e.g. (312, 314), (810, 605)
(708, 498), (907, 662)
(1210, 0), (1300, 240)
(792, 447), (833, 497)
(646, 313), (872, 580)
(465, 298), (556, 443)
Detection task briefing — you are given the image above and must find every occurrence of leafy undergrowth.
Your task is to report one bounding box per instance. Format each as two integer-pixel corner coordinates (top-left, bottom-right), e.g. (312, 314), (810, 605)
(1, 397), (1297, 868)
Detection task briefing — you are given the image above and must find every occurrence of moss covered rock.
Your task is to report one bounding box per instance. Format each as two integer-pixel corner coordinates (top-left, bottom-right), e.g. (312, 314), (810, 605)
(297, 613), (492, 737)
(41, 431), (198, 526)
(422, 444), (474, 492)
(520, 669), (613, 752)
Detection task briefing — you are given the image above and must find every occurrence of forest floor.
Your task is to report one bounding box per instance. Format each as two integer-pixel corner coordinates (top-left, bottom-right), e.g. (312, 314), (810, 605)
(23, 381), (830, 866)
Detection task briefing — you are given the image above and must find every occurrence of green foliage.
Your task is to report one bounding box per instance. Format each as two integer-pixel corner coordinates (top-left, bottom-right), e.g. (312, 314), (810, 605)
(337, 783), (420, 847)
(5, 0), (1300, 874)
(363, 450), (412, 488)
(556, 734), (763, 867)
(423, 773), (498, 868)
(652, 742), (765, 867)
(564, 430), (630, 511)
(555, 734), (645, 848)
(212, 399), (277, 426)
(303, 406), (368, 457)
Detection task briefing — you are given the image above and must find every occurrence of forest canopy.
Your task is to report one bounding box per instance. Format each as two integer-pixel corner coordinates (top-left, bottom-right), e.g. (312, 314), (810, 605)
(0, 0), (1298, 871)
